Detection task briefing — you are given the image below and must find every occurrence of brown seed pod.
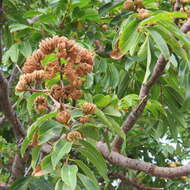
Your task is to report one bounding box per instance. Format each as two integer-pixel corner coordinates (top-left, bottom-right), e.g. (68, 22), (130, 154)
(56, 110), (71, 124)
(180, 176), (188, 182)
(123, 0), (135, 11)
(76, 63), (93, 77)
(80, 115), (89, 123)
(137, 8), (150, 20)
(15, 70), (46, 92)
(34, 96), (48, 111)
(66, 131), (83, 142)
(82, 102), (96, 114)
(71, 79), (82, 88)
(134, 0), (144, 9)
(69, 89), (83, 100)
(50, 84), (64, 100)
(168, 162), (177, 168)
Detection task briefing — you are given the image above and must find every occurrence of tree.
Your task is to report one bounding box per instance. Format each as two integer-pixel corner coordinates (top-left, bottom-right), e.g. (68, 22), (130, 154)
(1, 0), (190, 189)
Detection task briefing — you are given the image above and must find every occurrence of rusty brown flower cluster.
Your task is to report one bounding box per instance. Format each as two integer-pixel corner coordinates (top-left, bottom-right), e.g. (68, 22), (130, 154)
(16, 36), (94, 96)
(123, 0), (144, 11)
(66, 131), (83, 142)
(34, 96), (48, 111)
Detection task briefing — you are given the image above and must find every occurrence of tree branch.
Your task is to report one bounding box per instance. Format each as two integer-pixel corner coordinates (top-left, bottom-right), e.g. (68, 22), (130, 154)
(112, 16), (190, 152)
(97, 142), (190, 178)
(110, 172), (164, 190)
(8, 66), (19, 94)
(0, 72), (26, 140)
(0, 0), (25, 140)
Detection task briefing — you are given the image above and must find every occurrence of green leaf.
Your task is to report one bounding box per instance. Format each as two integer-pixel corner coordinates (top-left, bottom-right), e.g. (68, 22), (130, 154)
(38, 120), (63, 145)
(10, 176), (31, 190)
(51, 139), (72, 169)
(159, 20), (190, 51)
(78, 173), (98, 190)
(21, 137), (31, 157)
(21, 112), (57, 156)
(19, 41), (32, 58)
(41, 154), (54, 175)
(152, 24), (188, 63)
(104, 106), (121, 117)
(61, 165), (78, 189)
(9, 43), (19, 63)
(72, 0), (90, 8)
(93, 94), (111, 107)
(73, 160), (100, 189)
(143, 37), (151, 83)
(31, 146), (41, 169)
(108, 64), (119, 89)
(110, 11), (133, 27)
(78, 149), (107, 182)
(137, 37), (148, 59)
(99, 1), (123, 15)
(148, 28), (170, 59)
(27, 92), (46, 116)
(139, 11), (186, 27)
(95, 108), (125, 140)
(55, 179), (64, 190)
(9, 24), (29, 32)
(119, 18), (140, 54)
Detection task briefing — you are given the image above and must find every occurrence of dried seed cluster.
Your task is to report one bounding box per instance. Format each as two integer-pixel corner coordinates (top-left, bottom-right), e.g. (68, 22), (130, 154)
(79, 115), (89, 124)
(82, 102), (96, 114)
(66, 131), (83, 142)
(16, 36), (94, 96)
(56, 110), (71, 124)
(123, 0), (144, 11)
(34, 96), (48, 111)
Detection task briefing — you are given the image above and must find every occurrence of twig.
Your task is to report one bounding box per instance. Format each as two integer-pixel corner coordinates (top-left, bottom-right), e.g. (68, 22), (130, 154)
(25, 89), (50, 93)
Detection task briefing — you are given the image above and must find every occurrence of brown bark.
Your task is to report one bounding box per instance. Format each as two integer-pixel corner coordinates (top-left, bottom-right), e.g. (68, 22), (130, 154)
(111, 173), (164, 190)
(97, 142), (190, 178)
(0, 71), (26, 140)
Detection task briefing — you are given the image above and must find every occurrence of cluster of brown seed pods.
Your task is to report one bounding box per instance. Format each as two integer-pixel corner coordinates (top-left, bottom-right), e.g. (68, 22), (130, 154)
(16, 36), (96, 142)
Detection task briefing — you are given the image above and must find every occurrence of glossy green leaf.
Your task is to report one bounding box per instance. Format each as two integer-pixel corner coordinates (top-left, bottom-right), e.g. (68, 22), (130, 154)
(61, 165), (78, 189)
(93, 94), (111, 107)
(19, 41), (32, 58)
(95, 108), (125, 140)
(51, 139), (72, 169)
(119, 18), (140, 54)
(148, 28), (170, 59)
(73, 160), (99, 189)
(143, 37), (151, 83)
(31, 146), (41, 169)
(78, 173), (99, 190)
(9, 24), (29, 32)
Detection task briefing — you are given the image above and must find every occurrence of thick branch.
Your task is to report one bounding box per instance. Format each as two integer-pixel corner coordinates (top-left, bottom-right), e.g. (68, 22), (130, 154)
(97, 142), (190, 178)
(181, 18), (190, 33)
(0, 71), (26, 140)
(111, 172), (164, 190)
(112, 55), (167, 152)
(112, 17), (190, 152)
(8, 154), (25, 183)
(8, 66), (19, 94)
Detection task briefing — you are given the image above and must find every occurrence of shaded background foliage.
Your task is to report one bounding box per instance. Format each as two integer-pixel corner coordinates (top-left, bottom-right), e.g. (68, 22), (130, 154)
(1, 0), (190, 189)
